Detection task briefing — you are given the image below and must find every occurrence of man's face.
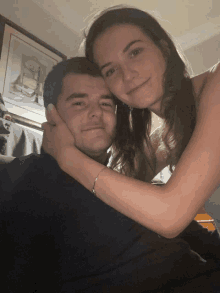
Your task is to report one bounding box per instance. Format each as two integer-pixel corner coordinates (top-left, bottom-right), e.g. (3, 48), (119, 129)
(56, 73), (116, 160)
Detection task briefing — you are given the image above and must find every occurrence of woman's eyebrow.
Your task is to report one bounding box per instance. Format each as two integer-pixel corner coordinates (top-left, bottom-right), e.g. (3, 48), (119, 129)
(123, 40), (142, 53)
(100, 62), (111, 72)
(100, 40), (143, 72)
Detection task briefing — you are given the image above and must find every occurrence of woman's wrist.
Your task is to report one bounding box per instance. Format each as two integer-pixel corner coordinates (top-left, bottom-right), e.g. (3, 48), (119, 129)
(57, 146), (108, 193)
(57, 145), (77, 171)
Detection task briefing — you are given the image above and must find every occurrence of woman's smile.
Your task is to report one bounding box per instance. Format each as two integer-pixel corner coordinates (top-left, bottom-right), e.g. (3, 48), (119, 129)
(126, 77), (151, 95)
(93, 24), (166, 114)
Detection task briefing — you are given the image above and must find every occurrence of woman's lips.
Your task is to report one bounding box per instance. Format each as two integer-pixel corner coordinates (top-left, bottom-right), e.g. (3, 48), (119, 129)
(127, 78), (150, 95)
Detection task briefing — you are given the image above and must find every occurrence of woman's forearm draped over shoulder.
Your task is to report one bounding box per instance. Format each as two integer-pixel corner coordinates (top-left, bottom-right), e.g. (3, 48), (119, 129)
(59, 147), (173, 236)
(53, 63), (220, 238)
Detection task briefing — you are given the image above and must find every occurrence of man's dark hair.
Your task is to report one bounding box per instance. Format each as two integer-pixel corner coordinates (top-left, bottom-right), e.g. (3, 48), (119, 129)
(43, 57), (101, 108)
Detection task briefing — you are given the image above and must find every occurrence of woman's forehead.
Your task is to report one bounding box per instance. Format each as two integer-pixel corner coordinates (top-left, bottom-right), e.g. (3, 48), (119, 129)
(93, 24), (153, 64)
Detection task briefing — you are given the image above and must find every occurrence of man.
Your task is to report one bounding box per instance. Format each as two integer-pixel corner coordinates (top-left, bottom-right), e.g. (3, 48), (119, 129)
(0, 57), (220, 293)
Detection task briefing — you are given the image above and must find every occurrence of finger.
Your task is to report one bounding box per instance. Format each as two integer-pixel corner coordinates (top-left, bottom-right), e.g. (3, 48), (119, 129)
(41, 122), (50, 130)
(42, 133), (52, 153)
(46, 105), (56, 125)
(47, 104), (64, 125)
(42, 121), (55, 133)
(45, 112), (56, 126)
(42, 121), (50, 130)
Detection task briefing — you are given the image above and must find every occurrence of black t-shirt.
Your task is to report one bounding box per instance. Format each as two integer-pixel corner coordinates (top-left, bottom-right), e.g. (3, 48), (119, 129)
(0, 153), (220, 292)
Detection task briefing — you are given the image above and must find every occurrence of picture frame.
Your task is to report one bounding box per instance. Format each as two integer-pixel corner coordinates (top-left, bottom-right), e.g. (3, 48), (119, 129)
(0, 17), (67, 129)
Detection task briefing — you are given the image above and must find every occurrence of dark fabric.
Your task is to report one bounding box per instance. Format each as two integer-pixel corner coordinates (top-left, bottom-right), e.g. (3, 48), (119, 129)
(160, 270), (220, 293)
(0, 117), (42, 156)
(0, 153), (220, 293)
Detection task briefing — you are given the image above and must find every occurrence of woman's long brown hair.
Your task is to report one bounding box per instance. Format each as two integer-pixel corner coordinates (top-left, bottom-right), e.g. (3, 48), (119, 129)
(84, 6), (196, 181)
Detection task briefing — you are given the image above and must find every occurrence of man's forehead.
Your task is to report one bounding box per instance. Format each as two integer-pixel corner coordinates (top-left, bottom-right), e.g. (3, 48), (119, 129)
(60, 73), (115, 103)
(63, 73), (109, 92)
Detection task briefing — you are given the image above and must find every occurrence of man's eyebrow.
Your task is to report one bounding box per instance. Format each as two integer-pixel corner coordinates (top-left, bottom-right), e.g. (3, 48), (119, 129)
(65, 93), (88, 102)
(101, 94), (116, 103)
(100, 40), (143, 72)
(101, 94), (115, 100)
(65, 93), (115, 103)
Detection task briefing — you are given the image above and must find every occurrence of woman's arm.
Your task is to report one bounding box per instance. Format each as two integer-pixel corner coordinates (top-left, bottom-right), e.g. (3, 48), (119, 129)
(43, 62), (220, 239)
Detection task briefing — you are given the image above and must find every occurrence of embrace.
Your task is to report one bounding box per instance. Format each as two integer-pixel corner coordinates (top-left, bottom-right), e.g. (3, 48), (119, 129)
(1, 5), (220, 293)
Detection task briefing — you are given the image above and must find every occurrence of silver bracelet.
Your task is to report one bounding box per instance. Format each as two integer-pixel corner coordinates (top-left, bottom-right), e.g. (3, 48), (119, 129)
(92, 167), (106, 195)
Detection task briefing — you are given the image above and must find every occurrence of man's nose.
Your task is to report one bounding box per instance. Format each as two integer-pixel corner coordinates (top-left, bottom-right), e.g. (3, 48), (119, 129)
(88, 103), (103, 118)
(122, 65), (138, 82)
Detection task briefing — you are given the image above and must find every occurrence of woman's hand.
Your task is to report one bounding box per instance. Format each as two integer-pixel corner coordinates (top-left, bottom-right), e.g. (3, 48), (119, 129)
(42, 104), (75, 164)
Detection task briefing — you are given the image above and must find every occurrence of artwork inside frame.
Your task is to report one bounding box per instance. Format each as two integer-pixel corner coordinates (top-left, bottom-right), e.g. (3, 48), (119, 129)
(0, 23), (65, 126)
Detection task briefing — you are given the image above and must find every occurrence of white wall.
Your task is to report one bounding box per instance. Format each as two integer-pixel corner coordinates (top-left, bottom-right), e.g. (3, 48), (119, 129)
(185, 33), (220, 76)
(0, 0), (81, 58)
(1, 0), (219, 71)
(1, 0), (219, 129)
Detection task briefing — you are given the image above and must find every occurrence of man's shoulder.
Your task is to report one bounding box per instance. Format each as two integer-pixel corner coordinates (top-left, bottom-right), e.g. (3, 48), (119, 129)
(0, 153), (43, 172)
(0, 153), (54, 192)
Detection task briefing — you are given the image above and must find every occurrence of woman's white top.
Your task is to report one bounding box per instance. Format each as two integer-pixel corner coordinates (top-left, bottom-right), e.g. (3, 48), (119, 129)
(157, 167), (220, 234)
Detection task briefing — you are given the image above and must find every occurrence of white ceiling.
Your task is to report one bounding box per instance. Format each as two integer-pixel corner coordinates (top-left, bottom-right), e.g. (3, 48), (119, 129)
(0, 0), (219, 124)
(30, 0), (220, 50)
(1, 0), (220, 56)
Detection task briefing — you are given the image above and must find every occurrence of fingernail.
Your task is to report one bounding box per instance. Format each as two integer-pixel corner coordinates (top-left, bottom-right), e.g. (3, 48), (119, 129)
(47, 104), (54, 112)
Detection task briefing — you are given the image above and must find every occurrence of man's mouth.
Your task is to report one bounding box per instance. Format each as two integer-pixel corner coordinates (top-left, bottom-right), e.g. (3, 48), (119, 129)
(127, 78), (150, 95)
(83, 126), (104, 132)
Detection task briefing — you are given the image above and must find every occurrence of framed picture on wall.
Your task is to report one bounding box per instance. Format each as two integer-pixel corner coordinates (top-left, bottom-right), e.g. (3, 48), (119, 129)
(0, 22), (66, 127)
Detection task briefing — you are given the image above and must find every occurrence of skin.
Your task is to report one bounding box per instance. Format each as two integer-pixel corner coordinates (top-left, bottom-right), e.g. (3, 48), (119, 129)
(93, 24), (210, 179)
(93, 24), (166, 117)
(43, 28), (220, 238)
(46, 73), (116, 164)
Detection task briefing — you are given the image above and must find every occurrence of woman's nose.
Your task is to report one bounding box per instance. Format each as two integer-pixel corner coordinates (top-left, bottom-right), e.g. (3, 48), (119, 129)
(122, 65), (138, 82)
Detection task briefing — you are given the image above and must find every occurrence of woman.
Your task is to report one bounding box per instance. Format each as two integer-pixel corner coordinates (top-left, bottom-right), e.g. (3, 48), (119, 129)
(43, 6), (220, 238)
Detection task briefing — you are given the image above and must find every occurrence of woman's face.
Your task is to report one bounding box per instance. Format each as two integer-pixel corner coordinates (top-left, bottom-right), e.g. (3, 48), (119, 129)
(93, 24), (166, 115)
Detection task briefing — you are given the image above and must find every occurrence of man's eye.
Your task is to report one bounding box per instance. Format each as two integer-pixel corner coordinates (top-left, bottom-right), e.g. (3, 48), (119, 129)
(73, 102), (84, 106)
(101, 102), (113, 107)
(130, 48), (143, 58)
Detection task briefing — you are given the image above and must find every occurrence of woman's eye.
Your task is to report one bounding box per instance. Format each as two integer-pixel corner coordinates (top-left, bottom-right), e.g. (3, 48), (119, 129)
(105, 67), (117, 78)
(130, 48), (143, 58)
